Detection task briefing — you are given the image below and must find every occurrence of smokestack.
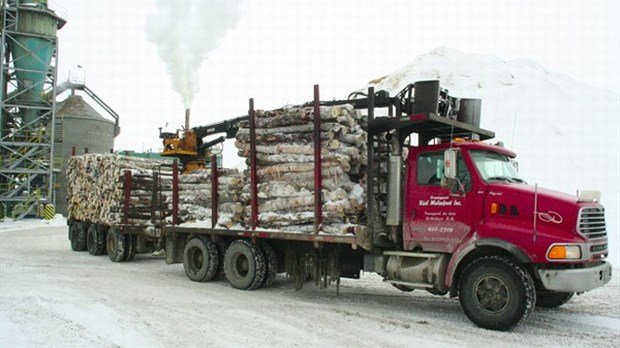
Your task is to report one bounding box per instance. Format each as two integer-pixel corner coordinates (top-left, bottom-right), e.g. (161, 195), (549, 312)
(185, 108), (190, 129)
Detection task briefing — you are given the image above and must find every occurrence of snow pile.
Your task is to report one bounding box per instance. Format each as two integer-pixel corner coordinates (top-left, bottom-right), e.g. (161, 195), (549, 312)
(365, 47), (619, 266)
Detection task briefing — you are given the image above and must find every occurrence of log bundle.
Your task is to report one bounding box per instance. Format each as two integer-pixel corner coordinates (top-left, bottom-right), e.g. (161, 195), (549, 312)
(235, 104), (368, 234)
(66, 154), (172, 225)
(164, 168), (246, 226)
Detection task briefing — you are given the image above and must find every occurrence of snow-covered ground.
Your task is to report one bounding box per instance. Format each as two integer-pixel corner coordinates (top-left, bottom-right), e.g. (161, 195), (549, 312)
(1, 218), (618, 347)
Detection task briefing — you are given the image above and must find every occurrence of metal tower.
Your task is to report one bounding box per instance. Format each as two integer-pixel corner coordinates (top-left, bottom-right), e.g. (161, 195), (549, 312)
(0, 0), (65, 218)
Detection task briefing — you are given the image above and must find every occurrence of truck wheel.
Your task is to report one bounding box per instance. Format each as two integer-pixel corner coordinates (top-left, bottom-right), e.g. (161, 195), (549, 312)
(536, 291), (574, 308)
(458, 256), (536, 331)
(87, 224), (105, 256)
(224, 240), (266, 290)
(106, 227), (125, 262)
(258, 240), (277, 288)
(70, 223), (87, 251)
(183, 236), (220, 282)
(124, 235), (137, 261)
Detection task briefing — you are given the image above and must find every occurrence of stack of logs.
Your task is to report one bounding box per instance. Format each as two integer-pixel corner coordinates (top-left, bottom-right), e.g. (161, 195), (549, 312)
(164, 168), (246, 226)
(66, 154), (172, 225)
(235, 104), (368, 234)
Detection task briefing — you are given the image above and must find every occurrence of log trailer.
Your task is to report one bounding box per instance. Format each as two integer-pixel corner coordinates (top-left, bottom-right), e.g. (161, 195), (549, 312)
(67, 162), (171, 262)
(67, 80), (611, 331)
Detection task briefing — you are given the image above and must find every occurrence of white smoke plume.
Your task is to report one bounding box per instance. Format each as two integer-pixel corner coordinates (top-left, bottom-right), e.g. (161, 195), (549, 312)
(146, 0), (243, 108)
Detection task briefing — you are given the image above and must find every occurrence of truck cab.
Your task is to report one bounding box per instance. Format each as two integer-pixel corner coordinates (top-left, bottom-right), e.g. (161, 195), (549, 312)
(404, 141), (610, 292)
(360, 80), (612, 330)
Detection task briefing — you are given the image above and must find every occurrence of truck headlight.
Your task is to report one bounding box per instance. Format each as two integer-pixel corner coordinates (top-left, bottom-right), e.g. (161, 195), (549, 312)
(547, 245), (582, 260)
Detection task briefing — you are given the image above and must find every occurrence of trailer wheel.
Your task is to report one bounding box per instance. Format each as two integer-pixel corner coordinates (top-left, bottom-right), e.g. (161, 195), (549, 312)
(183, 236), (220, 282)
(458, 256), (536, 331)
(536, 291), (574, 308)
(124, 235), (137, 262)
(106, 227), (125, 262)
(213, 238), (227, 277)
(224, 240), (266, 290)
(87, 224), (106, 256)
(69, 223), (87, 251)
(258, 240), (277, 288)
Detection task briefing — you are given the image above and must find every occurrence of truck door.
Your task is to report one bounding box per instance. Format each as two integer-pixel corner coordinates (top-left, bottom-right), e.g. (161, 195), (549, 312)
(403, 149), (477, 253)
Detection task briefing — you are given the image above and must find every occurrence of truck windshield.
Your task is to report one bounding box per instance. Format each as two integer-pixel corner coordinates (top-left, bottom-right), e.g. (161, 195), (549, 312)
(470, 150), (525, 183)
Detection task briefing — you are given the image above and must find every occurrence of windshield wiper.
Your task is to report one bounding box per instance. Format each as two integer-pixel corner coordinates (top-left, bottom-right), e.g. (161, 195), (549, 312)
(486, 176), (513, 182)
(510, 177), (527, 184)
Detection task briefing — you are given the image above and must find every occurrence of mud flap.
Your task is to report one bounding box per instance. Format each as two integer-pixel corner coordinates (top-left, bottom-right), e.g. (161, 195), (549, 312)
(165, 233), (186, 264)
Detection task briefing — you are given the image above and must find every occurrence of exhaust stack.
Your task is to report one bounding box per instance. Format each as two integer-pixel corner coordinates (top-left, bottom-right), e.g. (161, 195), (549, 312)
(185, 108), (190, 129)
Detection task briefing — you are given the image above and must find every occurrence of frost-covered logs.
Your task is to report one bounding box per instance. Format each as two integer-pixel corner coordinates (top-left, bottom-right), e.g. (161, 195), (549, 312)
(235, 104), (367, 234)
(165, 168), (245, 226)
(66, 154), (171, 225)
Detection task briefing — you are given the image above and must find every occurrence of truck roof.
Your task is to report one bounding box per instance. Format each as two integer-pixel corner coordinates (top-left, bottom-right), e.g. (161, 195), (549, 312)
(415, 140), (517, 158)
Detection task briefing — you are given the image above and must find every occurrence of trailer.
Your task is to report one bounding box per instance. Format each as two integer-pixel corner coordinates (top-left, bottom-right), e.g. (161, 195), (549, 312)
(67, 156), (172, 262)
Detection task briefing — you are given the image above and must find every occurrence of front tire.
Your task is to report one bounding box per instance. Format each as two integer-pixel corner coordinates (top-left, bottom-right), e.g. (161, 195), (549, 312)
(183, 236), (220, 282)
(536, 291), (574, 308)
(458, 256), (536, 331)
(224, 240), (265, 290)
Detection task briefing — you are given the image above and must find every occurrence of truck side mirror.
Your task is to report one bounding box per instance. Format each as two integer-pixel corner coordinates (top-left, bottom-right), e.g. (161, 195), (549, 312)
(444, 149), (457, 179)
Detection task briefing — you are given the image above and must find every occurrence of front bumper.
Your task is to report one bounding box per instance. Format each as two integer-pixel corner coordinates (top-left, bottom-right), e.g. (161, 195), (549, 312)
(538, 261), (612, 292)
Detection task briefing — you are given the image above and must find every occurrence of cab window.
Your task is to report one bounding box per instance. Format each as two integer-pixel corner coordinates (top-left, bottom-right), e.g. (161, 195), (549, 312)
(417, 150), (472, 192)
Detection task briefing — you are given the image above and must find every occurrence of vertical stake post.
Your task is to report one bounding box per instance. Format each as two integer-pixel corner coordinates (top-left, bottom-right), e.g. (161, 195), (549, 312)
(211, 155), (218, 228)
(249, 98), (258, 230)
(172, 160), (179, 225)
(366, 87), (375, 245)
(313, 85), (323, 235)
(123, 170), (132, 224)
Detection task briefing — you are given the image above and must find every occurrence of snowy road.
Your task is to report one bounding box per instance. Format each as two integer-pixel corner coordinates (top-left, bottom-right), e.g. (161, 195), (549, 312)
(1, 221), (619, 347)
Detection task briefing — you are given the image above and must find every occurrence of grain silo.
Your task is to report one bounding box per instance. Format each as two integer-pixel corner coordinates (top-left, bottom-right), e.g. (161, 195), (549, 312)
(53, 86), (120, 215)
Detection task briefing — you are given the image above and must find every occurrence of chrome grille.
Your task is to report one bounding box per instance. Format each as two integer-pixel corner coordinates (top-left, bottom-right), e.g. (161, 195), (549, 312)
(577, 207), (606, 240)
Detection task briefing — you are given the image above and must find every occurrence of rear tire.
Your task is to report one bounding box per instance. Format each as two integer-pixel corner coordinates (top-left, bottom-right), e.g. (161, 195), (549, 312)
(536, 291), (574, 308)
(224, 240), (265, 290)
(458, 256), (536, 331)
(183, 236), (220, 282)
(87, 224), (105, 256)
(107, 227), (125, 262)
(69, 223), (87, 251)
(124, 235), (137, 261)
(258, 241), (277, 288)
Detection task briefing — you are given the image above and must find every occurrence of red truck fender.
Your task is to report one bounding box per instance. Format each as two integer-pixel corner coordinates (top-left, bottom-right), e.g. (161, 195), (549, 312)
(445, 234), (533, 291)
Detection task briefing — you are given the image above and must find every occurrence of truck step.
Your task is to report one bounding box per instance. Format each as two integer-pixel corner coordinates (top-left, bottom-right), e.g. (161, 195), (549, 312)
(383, 251), (441, 258)
(383, 279), (433, 288)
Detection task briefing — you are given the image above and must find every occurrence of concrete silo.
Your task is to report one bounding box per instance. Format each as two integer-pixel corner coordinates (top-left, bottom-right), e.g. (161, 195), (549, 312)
(53, 84), (120, 215)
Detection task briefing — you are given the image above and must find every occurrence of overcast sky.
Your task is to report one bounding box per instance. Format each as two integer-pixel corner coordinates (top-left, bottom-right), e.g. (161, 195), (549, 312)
(52, 0), (619, 152)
